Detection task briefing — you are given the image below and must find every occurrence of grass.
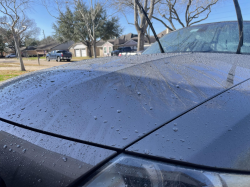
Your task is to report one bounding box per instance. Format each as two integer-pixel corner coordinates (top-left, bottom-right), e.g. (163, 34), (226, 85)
(22, 57), (46, 61)
(0, 56), (97, 82)
(0, 70), (32, 82)
(0, 63), (19, 67)
(0, 63), (44, 67)
(71, 57), (93, 62)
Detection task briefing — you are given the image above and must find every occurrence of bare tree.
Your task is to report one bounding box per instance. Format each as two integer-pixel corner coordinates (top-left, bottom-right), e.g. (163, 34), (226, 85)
(42, 0), (120, 58)
(76, 0), (102, 58)
(109, 0), (160, 51)
(154, 0), (220, 31)
(19, 18), (41, 46)
(0, 0), (33, 71)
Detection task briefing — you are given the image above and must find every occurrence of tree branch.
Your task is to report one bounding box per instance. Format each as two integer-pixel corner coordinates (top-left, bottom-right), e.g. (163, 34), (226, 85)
(152, 16), (173, 31)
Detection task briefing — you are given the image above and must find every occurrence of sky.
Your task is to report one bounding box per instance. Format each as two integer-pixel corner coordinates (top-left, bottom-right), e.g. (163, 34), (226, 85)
(25, 0), (250, 40)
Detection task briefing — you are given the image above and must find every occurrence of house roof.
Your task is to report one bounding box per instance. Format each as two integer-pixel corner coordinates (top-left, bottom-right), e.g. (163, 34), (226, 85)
(96, 40), (106, 47)
(36, 42), (60, 51)
(101, 41), (114, 47)
(21, 46), (37, 51)
(69, 42), (82, 49)
(20, 47), (27, 51)
(122, 39), (137, 47)
(130, 36), (156, 43)
(51, 41), (75, 51)
(114, 38), (124, 46)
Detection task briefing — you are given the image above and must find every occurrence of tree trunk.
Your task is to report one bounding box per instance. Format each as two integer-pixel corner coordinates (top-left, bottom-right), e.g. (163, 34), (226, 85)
(137, 31), (145, 51)
(92, 25), (97, 58)
(13, 34), (25, 71)
(93, 41), (97, 58)
(87, 43), (92, 57)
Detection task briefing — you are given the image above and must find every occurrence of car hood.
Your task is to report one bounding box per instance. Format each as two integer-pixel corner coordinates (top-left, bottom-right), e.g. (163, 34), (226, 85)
(1, 53), (250, 152)
(126, 78), (250, 172)
(0, 120), (116, 186)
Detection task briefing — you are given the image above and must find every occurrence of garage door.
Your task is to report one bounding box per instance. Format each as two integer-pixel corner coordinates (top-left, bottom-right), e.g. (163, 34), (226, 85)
(81, 49), (86, 57)
(75, 49), (80, 57)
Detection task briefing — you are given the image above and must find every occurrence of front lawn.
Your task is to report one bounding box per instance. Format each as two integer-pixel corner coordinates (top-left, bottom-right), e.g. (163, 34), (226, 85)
(0, 70), (32, 82)
(71, 57), (93, 61)
(22, 57), (46, 61)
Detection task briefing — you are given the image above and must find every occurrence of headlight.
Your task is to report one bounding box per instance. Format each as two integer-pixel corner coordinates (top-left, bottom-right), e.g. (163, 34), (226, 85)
(82, 154), (250, 187)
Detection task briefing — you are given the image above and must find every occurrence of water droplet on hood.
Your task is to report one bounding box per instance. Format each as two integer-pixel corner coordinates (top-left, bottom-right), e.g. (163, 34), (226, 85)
(3, 145), (7, 149)
(94, 116), (97, 120)
(176, 85), (179, 88)
(62, 157), (67, 162)
(17, 145), (20, 148)
(137, 92), (141, 96)
(117, 110), (122, 113)
(22, 149), (26, 153)
(173, 127), (178, 132)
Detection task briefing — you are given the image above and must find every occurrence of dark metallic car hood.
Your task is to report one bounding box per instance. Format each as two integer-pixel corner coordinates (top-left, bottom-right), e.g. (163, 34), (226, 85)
(1, 53), (250, 153)
(126, 79), (250, 172)
(0, 120), (116, 186)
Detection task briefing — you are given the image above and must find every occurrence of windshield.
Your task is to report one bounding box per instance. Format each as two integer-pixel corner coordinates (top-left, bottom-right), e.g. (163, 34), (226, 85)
(143, 21), (250, 55)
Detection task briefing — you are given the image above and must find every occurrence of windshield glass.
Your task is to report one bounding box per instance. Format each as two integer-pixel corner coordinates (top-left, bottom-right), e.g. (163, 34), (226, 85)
(143, 21), (250, 55)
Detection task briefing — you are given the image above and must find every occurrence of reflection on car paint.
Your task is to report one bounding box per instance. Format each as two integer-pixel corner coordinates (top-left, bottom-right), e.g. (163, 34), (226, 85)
(0, 121), (115, 187)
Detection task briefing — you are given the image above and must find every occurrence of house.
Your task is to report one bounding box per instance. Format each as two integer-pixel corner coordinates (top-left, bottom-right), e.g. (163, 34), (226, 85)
(102, 41), (115, 56)
(69, 43), (88, 57)
(69, 29), (170, 57)
(35, 42), (60, 56)
(21, 46), (37, 57)
(69, 40), (105, 57)
(157, 28), (171, 38)
(3, 47), (15, 56)
(101, 33), (159, 56)
(21, 41), (74, 57)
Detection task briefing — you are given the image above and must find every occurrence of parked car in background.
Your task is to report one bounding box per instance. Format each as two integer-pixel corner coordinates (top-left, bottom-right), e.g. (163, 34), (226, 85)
(1, 21), (250, 187)
(46, 50), (72, 62)
(111, 47), (136, 56)
(119, 50), (143, 56)
(5, 53), (17, 58)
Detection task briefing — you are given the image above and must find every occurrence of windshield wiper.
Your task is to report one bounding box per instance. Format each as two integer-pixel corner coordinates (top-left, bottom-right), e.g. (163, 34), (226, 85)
(134, 0), (165, 53)
(233, 0), (244, 54)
